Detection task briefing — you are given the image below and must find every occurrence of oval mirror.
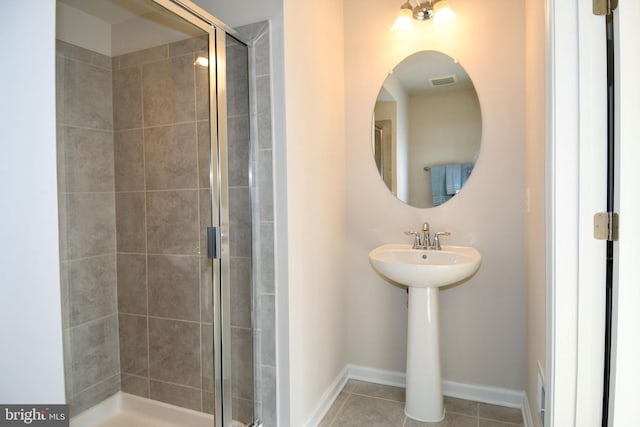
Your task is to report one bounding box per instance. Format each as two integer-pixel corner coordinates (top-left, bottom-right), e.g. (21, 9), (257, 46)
(373, 51), (482, 208)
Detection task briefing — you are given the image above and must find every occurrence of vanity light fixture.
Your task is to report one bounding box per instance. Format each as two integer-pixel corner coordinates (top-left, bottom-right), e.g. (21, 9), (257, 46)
(391, 0), (456, 31)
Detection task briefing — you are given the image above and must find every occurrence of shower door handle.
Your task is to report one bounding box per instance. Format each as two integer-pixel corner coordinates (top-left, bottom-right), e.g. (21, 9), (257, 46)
(206, 226), (220, 259)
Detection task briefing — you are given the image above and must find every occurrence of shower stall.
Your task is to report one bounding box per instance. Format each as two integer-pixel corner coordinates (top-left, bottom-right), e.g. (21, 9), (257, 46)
(55, 0), (274, 426)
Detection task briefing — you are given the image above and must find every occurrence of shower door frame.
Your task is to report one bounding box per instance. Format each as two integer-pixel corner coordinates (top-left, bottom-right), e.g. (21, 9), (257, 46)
(151, 1), (251, 426)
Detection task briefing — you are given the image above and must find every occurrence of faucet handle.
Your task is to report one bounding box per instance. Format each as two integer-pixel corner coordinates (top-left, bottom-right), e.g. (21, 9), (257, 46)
(404, 231), (422, 248)
(432, 231), (451, 250)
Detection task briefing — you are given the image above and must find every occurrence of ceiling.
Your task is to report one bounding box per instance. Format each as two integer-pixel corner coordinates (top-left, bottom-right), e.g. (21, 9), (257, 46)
(390, 50), (475, 96)
(57, 0), (205, 56)
(58, 0), (150, 24)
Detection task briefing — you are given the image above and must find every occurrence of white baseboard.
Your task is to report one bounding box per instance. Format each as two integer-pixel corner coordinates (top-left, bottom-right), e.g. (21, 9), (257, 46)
(443, 380), (524, 409)
(302, 367), (349, 427)
(305, 364), (530, 427)
(347, 364), (405, 388)
(349, 364), (525, 408)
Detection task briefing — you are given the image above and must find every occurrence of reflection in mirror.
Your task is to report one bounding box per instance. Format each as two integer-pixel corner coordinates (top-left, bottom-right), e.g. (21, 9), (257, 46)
(373, 51), (481, 208)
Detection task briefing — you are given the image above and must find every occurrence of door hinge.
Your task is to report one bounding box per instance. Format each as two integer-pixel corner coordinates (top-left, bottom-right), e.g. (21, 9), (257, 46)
(593, 0), (618, 16)
(594, 212), (619, 241)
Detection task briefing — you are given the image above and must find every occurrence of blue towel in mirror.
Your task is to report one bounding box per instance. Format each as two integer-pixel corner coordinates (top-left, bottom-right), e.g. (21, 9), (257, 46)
(461, 163), (474, 182)
(430, 165), (448, 206)
(445, 164), (463, 195)
(431, 163), (475, 206)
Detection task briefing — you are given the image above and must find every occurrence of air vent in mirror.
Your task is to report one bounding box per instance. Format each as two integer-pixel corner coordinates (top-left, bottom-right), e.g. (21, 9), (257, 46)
(429, 75), (457, 87)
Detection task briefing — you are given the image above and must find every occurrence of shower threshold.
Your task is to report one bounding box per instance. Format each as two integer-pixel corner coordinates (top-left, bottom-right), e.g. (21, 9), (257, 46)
(70, 392), (246, 427)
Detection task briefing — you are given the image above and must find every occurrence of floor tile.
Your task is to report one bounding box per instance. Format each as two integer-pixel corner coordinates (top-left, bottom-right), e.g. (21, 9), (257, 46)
(405, 412), (477, 427)
(444, 396), (478, 417)
(331, 395), (405, 427)
(478, 403), (523, 424)
(351, 381), (405, 402)
(320, 380), (524, 427)
(479, 419), (524, 427)
(319, 391), (349, 427)
(342, 379), (360, 393)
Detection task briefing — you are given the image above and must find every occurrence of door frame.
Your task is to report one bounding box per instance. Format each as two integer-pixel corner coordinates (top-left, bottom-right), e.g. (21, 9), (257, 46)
(546, 0), (608, 425)
(547, 1), (640, 426)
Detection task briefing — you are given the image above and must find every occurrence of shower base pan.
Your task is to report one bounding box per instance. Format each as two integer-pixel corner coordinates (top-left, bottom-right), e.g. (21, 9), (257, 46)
(71, 392), (246, 427)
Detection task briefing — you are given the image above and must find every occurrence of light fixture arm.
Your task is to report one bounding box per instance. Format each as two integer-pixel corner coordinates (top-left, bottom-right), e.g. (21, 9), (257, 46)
(411, 0), (434, 21)
(392, 0), (455, 31)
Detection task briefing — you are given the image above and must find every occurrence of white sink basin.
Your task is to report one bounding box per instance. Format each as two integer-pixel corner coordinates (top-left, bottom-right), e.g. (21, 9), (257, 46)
(368, 243), (481, 288)
(368, 242), (482, 421)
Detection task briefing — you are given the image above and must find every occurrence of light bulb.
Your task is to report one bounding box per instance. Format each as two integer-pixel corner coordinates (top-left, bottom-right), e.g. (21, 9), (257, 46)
(432, 0), (456, 26)
(391, 8), (414, 32)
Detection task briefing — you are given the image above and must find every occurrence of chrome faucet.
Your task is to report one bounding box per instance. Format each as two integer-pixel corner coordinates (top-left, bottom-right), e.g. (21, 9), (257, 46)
(404, 222), (450, 250)
(405, 222), (431, 249)
(421, 222), (431, 249)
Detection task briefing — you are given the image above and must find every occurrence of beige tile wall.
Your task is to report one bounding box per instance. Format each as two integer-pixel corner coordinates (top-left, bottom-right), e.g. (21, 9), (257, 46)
(111, 36), (215, 414)
(56, 23), (276, 423)
(56, 40), (120, 417)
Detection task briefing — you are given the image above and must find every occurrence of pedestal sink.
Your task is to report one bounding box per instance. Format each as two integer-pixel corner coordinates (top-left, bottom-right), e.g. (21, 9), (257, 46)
(368, 243), (481, 422)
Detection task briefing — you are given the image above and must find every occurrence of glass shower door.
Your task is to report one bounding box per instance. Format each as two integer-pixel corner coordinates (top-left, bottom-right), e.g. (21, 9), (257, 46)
(55, 0), (254, 425)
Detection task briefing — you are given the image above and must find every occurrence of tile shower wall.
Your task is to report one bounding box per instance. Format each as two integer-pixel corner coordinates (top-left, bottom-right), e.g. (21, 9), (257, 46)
(56, 27), (276, 422)
(56, 37), (216, 415)
(56, 40), (120, 416)
(111, 37), (214, 413)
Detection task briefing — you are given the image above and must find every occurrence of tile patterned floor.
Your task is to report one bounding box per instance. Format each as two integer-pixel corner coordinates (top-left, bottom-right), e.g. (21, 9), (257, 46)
(319, 380), (524, 427)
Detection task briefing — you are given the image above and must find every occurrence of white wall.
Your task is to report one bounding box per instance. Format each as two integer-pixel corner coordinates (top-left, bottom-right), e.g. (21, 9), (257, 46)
(282, 0), (347, 424)
(0, 0), (66, 403)
(198, 0), (348, 425)
(525, 0), (547, 424)
(345, 0), (527, 391)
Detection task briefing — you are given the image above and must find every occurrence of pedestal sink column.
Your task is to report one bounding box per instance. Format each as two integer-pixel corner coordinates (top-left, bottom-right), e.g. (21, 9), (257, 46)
(405, 286), (444, 422)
